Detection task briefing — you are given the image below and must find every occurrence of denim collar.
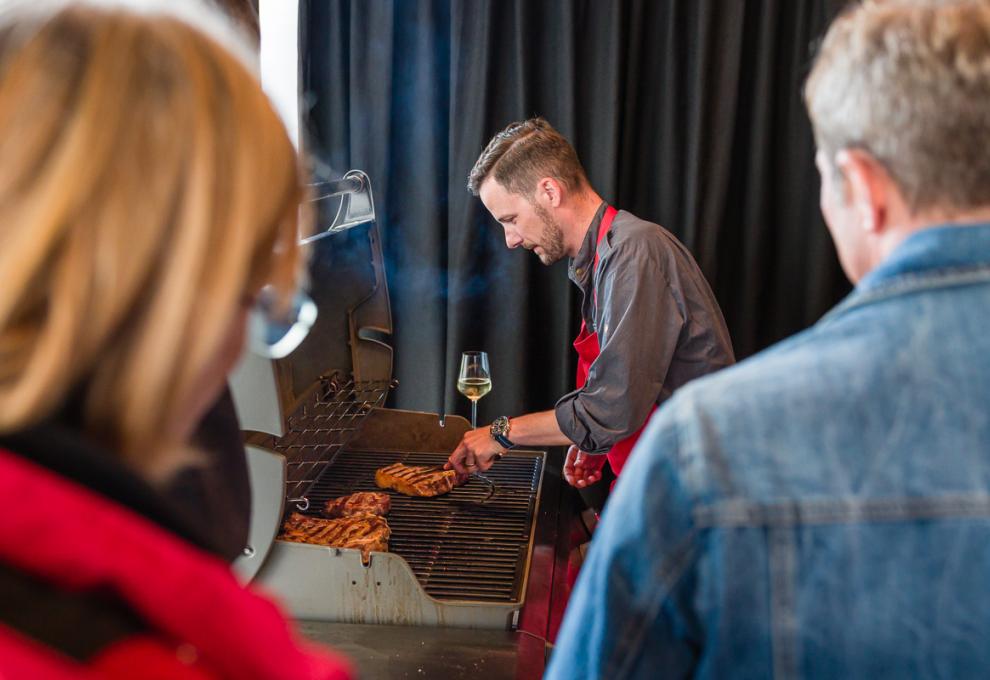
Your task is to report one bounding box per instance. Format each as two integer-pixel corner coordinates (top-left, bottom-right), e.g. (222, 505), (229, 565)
(858, 222), (990, 291)
(824, 223), (990, 322)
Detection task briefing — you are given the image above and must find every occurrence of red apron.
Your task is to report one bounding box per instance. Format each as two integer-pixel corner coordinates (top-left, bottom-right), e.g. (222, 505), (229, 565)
(573, 206), (658, 477)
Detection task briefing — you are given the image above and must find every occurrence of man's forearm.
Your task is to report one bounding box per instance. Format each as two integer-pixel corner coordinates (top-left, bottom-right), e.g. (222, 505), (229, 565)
(506, 410), (574, 447)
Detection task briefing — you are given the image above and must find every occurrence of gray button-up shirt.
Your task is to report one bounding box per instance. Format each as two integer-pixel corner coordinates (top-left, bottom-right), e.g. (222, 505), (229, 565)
(554, 203), (735, 453)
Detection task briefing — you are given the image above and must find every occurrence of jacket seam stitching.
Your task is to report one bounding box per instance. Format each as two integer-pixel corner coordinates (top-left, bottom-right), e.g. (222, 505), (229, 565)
(769, 527), (799, 680)
(693, 495), (990, 527)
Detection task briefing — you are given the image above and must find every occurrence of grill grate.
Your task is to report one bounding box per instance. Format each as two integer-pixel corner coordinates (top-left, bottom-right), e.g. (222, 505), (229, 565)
(298, 449), (544, 603)
(252, 374), (393, 502)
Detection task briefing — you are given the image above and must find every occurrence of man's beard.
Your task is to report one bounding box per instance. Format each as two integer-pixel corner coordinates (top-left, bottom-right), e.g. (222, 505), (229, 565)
(533, 204), (566, 265)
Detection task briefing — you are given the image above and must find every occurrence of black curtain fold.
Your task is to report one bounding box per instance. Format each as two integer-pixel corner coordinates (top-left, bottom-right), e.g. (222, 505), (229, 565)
(301, 0), (851, 424)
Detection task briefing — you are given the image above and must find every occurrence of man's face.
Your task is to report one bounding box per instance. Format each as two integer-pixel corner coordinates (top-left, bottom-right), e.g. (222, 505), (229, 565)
(816, 150), (870, 283)
(478, 177), (566, 265)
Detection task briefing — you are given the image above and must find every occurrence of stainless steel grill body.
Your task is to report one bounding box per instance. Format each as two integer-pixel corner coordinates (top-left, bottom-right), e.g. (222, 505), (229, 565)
(244, 407), (546, 628)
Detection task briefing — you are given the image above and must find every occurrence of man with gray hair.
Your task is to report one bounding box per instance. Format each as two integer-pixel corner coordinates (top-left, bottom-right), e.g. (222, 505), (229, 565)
(445, 118), (734, 494)
(548, 1), (990, 677)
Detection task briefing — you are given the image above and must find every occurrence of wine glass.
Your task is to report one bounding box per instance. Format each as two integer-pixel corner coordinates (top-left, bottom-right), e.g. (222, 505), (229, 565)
(457, 351), (491, 429)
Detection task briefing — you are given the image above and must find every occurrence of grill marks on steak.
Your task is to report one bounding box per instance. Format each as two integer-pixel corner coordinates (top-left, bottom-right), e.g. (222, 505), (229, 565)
(279, 511), (390, 561)
(323, 491), (391, 518)
(278, 463), (464, 560)
(375, 463), (465, 497)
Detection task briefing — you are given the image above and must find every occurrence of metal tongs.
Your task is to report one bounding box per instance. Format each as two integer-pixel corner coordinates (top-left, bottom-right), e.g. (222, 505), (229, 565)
(465, 470), (501, 504)
(423, 465), (506, 505)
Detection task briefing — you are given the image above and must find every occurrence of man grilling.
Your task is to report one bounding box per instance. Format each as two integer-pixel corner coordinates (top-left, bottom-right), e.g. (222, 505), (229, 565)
(445, 118), (734, 488)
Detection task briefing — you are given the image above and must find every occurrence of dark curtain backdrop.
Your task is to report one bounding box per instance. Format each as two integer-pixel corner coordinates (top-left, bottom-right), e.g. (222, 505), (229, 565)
(300, 0), (851, 424)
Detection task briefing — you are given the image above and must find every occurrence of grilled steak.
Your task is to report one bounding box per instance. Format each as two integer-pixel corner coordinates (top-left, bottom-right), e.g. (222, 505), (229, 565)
(375, 463), (465, 497)
(323, 491), (391, 518)
(279, 512), (389, 560)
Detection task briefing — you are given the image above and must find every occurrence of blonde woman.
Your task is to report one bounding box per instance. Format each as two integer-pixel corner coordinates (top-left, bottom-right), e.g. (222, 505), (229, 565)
(0, 2), (350, 678)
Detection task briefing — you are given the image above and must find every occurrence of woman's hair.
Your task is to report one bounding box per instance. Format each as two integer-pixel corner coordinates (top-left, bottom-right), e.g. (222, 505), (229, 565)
(0, 2), (304, 475)
(210, 0), (259, 45)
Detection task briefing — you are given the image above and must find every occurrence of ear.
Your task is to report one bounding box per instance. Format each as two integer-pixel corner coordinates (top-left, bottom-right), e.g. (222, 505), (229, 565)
(834, 149), (890, 234)
(535, 177), (563, 208)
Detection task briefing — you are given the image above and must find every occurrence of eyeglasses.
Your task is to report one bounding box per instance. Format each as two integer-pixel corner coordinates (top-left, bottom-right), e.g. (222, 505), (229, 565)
(247, 286), (317, 359)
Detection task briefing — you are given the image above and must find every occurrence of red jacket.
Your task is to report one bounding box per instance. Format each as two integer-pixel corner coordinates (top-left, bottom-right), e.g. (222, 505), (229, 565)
(0, 446), (353, 680)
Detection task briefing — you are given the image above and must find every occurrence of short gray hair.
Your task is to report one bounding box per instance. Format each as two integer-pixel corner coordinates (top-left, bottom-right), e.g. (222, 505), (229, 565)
(805, 0), (990, 213)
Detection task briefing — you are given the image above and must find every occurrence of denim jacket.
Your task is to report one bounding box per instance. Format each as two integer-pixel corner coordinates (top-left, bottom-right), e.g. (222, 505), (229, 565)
(547, 224), (990, 680)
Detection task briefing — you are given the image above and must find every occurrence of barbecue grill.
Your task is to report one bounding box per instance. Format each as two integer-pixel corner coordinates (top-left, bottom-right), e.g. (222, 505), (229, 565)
(228, 173), (548, 629)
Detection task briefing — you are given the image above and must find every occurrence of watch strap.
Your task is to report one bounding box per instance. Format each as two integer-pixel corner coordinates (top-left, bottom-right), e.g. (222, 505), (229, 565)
(492, 432), (516, 450)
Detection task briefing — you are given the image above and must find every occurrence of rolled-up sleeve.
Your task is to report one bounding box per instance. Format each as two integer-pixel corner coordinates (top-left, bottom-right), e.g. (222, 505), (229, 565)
(555, 241), (684, 453)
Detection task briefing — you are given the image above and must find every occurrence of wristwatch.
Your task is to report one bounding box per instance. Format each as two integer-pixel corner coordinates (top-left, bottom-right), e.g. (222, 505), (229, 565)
(490, 416), (517, 450)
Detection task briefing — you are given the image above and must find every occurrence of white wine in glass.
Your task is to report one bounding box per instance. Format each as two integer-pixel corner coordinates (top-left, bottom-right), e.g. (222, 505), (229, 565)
(458, 351), (491, 429)
(456, 377), (492, 400)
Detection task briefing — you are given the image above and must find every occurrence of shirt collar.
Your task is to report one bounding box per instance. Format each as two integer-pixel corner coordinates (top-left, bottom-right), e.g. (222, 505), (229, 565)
(568, 201), (608, 286)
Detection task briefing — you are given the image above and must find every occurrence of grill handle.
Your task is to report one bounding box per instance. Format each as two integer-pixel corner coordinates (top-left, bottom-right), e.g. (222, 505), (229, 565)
(306, 176), (364, 201)
(301, 169), (375, 243)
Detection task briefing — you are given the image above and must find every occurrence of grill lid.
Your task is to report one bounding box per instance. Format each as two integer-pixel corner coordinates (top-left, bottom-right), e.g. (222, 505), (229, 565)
(229, 170), (393, 437)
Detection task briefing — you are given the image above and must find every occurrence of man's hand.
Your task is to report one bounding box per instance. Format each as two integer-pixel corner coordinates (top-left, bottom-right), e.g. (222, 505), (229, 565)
(563, 445), (606, 488)
(445, 426), (505, 474)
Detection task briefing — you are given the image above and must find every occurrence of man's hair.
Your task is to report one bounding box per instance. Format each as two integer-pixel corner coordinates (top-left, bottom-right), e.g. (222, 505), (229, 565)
(804, 0), (990, 214)
(467, 117), (589, 197)
(0, 4), (303, 477)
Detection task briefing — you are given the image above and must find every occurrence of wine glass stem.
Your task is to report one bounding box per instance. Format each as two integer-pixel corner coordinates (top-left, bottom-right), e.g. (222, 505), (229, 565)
(471, 400), (478, 429)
